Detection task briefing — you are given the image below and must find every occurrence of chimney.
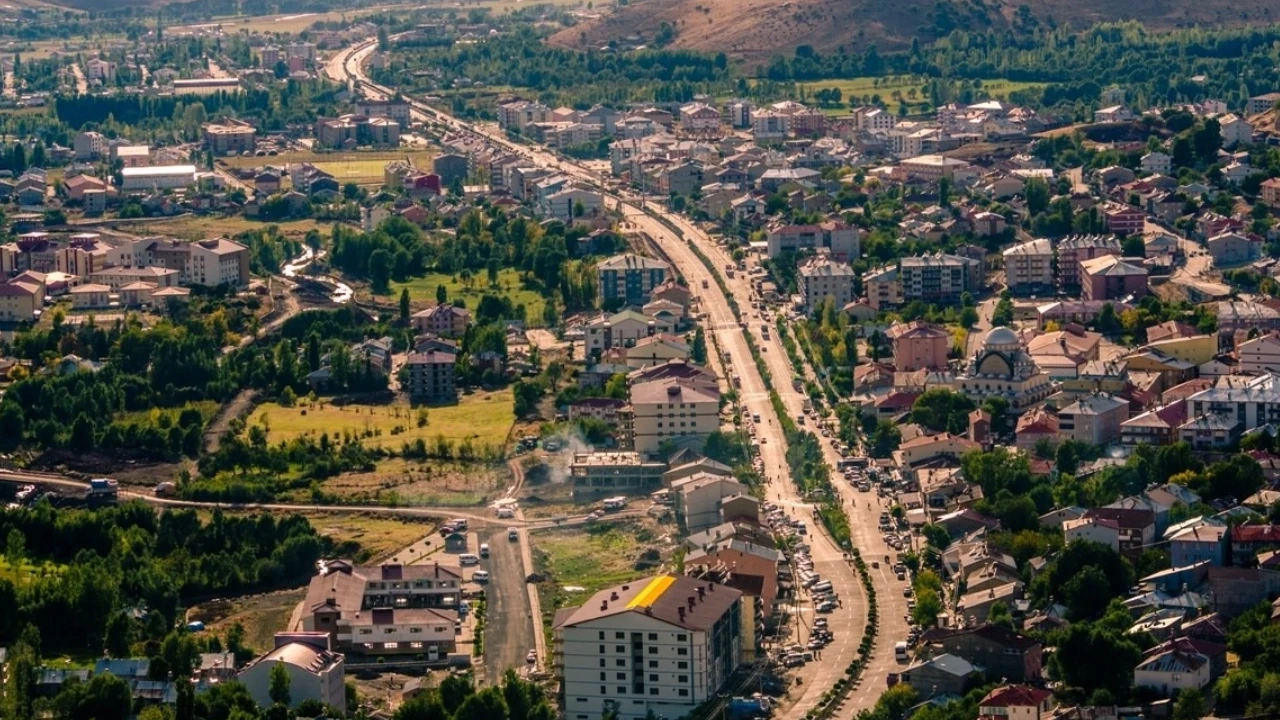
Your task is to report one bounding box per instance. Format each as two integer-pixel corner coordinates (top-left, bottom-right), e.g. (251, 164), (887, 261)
(611, 591), (619, 601)
(697, 587), (706, 600)
(688, 596), (696, 609)
(601, 600), (609, 610)
(678, 606), (686, 621)
(434, 562), (439, 578)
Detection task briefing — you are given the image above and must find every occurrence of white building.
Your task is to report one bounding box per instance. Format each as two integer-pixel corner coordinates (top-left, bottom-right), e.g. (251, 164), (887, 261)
(238, 633), (346, 714)
(1140, 152), (1172, 176)
(1002, 238), (1054, 295)
(120, 165), (197, 191)
(1185, 372), (1280, 432)
(553, 575), (743, 720)
(1133, 646), (1211, 696)
(1239, 334), (1280, 375)
(630, 378), (720, 456)
(1218, 114), (1253, 148)
(542, 187), (603, 222)
(798, 253), (855, 315)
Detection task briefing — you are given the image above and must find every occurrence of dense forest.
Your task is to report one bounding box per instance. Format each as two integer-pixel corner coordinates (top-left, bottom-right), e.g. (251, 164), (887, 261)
(0, 501), (334, 652)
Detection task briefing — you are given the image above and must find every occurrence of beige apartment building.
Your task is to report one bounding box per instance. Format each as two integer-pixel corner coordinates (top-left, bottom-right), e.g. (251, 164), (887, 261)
(630, 379), (720, 456)
(1002, 238), (1054, 295)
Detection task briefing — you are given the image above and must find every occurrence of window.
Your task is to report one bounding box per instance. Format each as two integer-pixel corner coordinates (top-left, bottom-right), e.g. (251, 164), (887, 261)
(599, 645), (605, 653)
(599, 631), (605, 640)
(677, 648), (688, 656)
(677, 634), (687, 641)
(648, 660), (658, 668)
(648, 633), (658, 640)
(648, 647), (657, 654)
(616, 632), (626, 639)
(617, 687), (627, 695)
(678, 675), (688, 683)
(615, 646), (625, 653)
(617, 673), (626, 680)
(616, 660), (625, 667)
(678, 661), (688, 669)
(599, 659), (606, 667)
(601, 687), (607, 695)
(649, 674), (658, 682)
(679, 689), (689, 697)
(600, 673), (606, 681)
(410, 628), (422, 634)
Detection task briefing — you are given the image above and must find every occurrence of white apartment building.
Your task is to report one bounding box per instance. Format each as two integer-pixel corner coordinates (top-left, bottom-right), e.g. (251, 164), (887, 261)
(630, 378), (720, 455)
(798, 254), (855, 315)
(1238, 334), (1280, 375)
(1002, 239), (1054, 295)
(554, 575), (743, 720)
(1185, 372), (1280, 431)
(110, 236), (250, 288)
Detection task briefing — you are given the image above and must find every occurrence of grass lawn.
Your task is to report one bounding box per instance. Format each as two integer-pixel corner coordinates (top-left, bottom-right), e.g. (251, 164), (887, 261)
(121, 215), (333, 241)
(790, 76), (1047, 114)
(385, 268), (547, 325)
(218, 149), (436, 186)
(302, 512), (435, 562)
(116, 400), (220, 426)
(254, 388), (516, 456)
(191, 588), (306, 656)
(0, 558), (65, 587)
(533, 521), (666, 648)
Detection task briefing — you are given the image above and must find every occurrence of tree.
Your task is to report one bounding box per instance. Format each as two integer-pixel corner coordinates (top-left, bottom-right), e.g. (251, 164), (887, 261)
(1063, 565), (1115, 621)
(1025, 177), (1051, 216)
(1173, 688), (1206, 720)
(368, 249), (392, 295)
(911, 388), (975, 435)
(268, 662), (291, 706)
(691, 327), (707, 363)
(399, 289), (411, 323)
(104, 613), (135, 658)
(436, 284), (448, 304)
(911, 587), (943, 626)
(1052, 622), (1141, 697)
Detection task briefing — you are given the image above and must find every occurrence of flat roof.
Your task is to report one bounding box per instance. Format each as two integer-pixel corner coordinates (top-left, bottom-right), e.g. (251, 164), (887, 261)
(121, 165), (197, 177)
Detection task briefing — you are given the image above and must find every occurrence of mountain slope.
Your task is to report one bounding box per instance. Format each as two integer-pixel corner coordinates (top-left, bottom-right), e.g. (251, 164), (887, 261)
(550, 0), (1279, 65)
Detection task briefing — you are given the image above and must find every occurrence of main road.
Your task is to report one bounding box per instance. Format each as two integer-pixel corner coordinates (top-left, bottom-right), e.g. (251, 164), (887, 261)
(323, 37), (886, 713)
(326, 36), (914, 711)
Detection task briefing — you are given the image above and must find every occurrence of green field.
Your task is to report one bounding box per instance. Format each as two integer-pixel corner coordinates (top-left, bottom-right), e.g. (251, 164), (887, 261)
(386, 268), (547, 325)
(792, 76), (1047, 114)
(0, 558), (65, 587)
(255, 388), (515, 456)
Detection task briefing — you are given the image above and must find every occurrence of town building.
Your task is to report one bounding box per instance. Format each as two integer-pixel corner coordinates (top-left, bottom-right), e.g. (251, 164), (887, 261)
(1079, 255), (1149, 301)
(978, 686), (1054, 720)
(203, 120), (257, 155)
(764, 222), (860, 260)
(797, 253), (855, 315)
(1057, 235), (1122, 288)
(899, 253), (982, 304)
(410, 305), (471, 338)
(1056, 392), (1129, 445)
(405, 350), (457, 404)
(1003, 239), (1054, 295)
(315, 115), (401, 149)
(301, 560), (462, 659)
(888, 321), (951, 372)
(553, 575), (743, 720)
(238, 633), (346, 713)
(120, 165), (197, 191)
(954, 327), (1053, 410)
(597, 254), (670, 306)
(569, 451), (668, 496)
(629, 378), (720, 456)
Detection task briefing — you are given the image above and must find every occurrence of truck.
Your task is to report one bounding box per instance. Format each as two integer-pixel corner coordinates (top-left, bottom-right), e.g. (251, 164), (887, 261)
(602, 497), (627, 512)
(87, 478), (119, 504)
(701, 279), (709, 289)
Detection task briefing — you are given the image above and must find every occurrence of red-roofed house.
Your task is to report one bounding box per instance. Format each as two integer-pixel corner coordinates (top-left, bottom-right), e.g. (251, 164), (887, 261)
(1231, 525), (1280, 566)
(1084, 507), (1156, 559)
(978, 685), (1053, 720)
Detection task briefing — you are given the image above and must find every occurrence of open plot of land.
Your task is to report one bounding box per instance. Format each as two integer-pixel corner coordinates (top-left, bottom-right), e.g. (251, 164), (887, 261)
(218, 149), (436, 186)
(254, 388), (516, 456)
(117, 215), (333, 241)
(533, 520), (668, 611)
(794, 77), (1047, 114)
(302, 511), (435, 562)
(311, 458), (509, 507)
(386, 268), (547, 323)
(190, 588), (307, 656)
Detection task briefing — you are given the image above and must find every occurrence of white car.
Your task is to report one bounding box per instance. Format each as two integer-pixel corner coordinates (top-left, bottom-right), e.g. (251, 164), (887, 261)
(526, 650), (537, 664)
(473, 570), (490, 583)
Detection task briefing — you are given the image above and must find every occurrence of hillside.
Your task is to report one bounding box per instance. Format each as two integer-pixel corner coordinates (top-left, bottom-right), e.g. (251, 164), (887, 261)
(550, 0), (1279, 65)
